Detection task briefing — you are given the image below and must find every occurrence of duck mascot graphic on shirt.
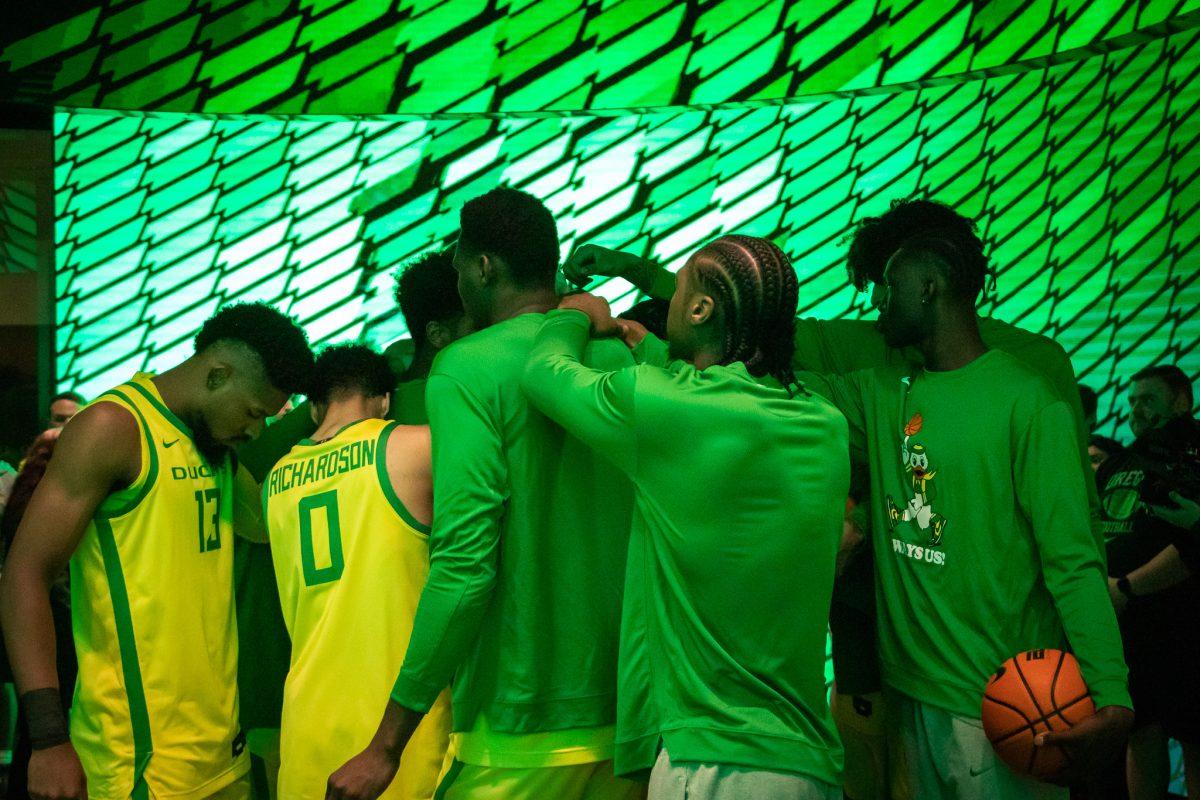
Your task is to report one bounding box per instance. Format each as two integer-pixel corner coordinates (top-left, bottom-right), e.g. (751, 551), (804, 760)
(886, 412), (948, 546)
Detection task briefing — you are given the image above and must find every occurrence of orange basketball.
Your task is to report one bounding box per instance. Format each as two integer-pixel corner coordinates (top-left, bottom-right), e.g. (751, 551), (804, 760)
(981, 649), (1095, 781)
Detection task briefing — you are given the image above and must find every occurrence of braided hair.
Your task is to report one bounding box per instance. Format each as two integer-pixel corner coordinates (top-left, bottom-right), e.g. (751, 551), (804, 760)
(690, 234), (799, 391)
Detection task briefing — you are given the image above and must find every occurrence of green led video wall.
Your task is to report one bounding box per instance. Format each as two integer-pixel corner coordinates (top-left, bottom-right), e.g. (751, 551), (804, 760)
(6, 1), (1197, 116)
(54, 21), (1200, 435)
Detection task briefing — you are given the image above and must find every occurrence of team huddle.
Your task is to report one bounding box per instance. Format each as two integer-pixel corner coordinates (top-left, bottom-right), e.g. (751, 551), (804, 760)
(0, 189), (1135, 800)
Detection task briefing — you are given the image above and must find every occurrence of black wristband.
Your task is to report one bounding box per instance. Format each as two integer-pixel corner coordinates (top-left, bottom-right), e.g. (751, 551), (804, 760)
(22, 687), (70, 750)
(1116, 576), (1135, 599)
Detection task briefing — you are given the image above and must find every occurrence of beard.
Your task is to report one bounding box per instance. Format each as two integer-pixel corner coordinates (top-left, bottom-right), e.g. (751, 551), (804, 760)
(191, 417), (232, 466)
(878, 313), (923, 349)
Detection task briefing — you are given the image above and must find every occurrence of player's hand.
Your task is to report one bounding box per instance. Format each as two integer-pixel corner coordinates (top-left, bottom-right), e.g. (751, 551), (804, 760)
(1034, 704), (1133, 786)
(326, 742), (399, 800)
(616, 319), (649, 349)
(1149, 491), (1200, 530)
(28, 742), (88, 800)
(559, 293), (620, 337)
(1107, 577), (1128, 615)
(563, 244), (651, 289)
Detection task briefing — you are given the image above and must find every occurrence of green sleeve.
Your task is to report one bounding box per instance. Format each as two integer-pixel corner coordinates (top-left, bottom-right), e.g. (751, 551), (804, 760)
(391, 372), (504, 712)
(237, 402), (316, 483)
(799, 371), (868, 463)
(1016, 401), (1131, 710)
(521, 310), (638, 469)
(631, 332), (670, 367)
(792, 318), (893, 375)
(638, 260), (679, 301)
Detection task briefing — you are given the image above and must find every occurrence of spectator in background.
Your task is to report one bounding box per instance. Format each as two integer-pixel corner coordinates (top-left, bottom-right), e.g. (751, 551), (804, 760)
(1089, 434), (1125, 473)
(0, 428), (73, 800)
(1096, 365), (1199, 800)
(1081, 384), (1100, 432)
(47, 392), (84, 429)
(1151, 492), (1200, 584)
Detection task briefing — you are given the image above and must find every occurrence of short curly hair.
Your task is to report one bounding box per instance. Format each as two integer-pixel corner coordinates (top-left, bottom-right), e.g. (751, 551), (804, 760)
(194, 303), (313, 395)
(845, 197), (991, 299)
(308, 344), (394, 406)
(458, 187), (559, 288)
(394, 248), (464, 348)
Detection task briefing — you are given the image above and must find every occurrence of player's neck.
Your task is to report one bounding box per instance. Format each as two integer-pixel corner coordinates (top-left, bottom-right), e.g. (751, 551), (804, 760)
(151, 362), (203, 423)
(311, 399), (378, 442)
(920, 310), (987, 372)
(489, 285), (559, 325)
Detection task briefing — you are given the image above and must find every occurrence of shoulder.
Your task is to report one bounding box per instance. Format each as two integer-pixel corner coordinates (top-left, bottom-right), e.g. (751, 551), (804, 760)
(583, 336), (638, 371)
(431, 318), (533, 382)
(48, 398), (141, 484)
(979, 318), (1075, 376)
(383, 422), (431, 473)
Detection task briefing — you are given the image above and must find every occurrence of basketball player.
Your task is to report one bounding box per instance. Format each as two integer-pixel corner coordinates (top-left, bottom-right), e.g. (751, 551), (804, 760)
(232, 248), (470, 796)
(814, 236), (1131, 798)
(0, 303), (313, 800)
(327, 188), (643, 800)
(522, 235), (848, 799)
(264, 344), (450, 799)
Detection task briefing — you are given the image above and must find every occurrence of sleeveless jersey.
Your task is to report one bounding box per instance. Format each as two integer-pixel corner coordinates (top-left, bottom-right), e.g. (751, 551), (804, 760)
(70, 373), (247, 800)
(265, 419), (451, 800)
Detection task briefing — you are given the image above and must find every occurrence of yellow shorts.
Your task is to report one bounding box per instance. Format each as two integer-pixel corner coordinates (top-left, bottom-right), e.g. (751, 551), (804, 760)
(432, 759), (646, 800)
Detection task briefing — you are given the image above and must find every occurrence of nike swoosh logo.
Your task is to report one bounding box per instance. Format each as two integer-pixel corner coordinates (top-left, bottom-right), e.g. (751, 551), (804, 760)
(162, 439), (179, 448)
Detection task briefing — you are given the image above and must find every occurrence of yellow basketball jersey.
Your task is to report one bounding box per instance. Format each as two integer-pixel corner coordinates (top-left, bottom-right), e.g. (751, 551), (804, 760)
(265, 419), (451, 800)
(70, 373), (247, 800)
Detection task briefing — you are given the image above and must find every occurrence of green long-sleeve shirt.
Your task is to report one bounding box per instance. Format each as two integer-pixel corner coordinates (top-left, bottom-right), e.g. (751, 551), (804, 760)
(807, 352), (1130, 716)
(522, 310), (848, 781)
(391, 314), (636, 738)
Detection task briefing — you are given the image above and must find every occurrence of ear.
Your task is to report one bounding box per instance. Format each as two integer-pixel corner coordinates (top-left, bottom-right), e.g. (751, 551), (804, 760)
(478, 253), (496, 287)
(206, 365), (232, 391)
(919, 269), (940, 306)
(310, 403), (323, 425)
(687, 292), (716, 327)
(381, 392), (392, 419)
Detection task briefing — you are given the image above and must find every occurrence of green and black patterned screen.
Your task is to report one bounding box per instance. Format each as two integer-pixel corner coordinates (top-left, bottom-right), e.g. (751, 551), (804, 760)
(3, 1), (1199, 434)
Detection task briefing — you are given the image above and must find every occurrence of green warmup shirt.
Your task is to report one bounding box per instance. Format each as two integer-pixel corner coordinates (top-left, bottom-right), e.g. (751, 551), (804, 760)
(522, 310), (849, 782)
(390, 314), (637, 751)
(807, 351), (1131, 717)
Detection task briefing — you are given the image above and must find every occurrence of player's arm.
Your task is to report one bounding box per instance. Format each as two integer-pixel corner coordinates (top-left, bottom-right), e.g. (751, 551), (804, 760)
(521, 306), (638, 470)
(232, 461), (269, 543)
(1016, 400), (1133, 780)
(328, 374), (505, 800)
(0, 401), (140, 800)
(563, 244), (677, 300)
(797, 370), (868, 463)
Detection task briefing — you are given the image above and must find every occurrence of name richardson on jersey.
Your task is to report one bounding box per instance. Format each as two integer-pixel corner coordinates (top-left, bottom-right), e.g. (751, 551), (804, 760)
(267, 438), (376, 497)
